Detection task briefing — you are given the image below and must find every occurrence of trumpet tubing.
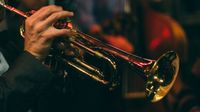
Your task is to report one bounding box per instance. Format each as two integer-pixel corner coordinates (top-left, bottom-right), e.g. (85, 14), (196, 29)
(0, 2), (180, 102)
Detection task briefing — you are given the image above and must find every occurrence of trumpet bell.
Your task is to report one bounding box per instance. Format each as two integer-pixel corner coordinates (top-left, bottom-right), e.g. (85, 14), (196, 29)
(145, 51), (179, 102)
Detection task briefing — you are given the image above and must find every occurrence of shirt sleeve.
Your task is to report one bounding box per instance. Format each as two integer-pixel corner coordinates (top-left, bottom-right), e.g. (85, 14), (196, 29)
(0, 51), (9, 76)
(0, 51), (54, 111)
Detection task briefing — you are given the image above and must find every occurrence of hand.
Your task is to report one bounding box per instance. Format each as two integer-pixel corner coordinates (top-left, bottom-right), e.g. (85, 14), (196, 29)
(24, 5), (74, 60)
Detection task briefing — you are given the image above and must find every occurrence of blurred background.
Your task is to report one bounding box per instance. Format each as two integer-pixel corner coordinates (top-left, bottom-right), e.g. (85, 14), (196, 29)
(0, 0), (200, 112)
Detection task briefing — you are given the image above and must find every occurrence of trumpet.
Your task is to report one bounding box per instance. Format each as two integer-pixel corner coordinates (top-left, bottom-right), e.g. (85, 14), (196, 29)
(0, 2), (180, 102)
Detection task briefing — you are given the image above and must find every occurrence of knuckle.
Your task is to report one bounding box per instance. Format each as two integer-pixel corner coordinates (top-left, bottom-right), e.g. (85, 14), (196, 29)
(50, 5), (63, 10)
(40, 6), (48, 11)
(51, 5), (57, 8)
(57, 6), (63, 10)
(50, 5), (57, 7)
(33, 24), (42, 33)
(52, 13), (60, 19)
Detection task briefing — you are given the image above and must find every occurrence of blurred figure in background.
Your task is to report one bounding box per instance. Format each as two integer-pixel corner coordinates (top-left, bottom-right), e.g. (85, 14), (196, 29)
(76, 0), (134, 52)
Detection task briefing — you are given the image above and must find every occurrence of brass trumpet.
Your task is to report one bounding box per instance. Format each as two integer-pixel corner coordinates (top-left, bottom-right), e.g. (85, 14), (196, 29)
(0, 2), (180, 102)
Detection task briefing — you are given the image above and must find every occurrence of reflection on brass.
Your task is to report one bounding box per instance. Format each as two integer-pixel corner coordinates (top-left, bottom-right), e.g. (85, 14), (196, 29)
(0, 2), (180, 102)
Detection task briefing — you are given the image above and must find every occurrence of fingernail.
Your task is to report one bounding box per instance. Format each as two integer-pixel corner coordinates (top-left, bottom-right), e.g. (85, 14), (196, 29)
(70, 12), (74, 16)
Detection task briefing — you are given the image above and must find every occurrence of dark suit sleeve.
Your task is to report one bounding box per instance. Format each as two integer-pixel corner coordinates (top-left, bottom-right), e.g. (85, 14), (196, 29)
(0, 51), (53, 111)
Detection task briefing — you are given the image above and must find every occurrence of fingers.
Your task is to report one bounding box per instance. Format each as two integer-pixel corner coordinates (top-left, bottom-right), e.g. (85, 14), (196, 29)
(26, 5), (73, 36)
(25, 5), (74, 36)
(30, 5), (63, 21)
(40, 11), (73, 30)
(43, 27), (72, 40)
(25, 5), (64, 26)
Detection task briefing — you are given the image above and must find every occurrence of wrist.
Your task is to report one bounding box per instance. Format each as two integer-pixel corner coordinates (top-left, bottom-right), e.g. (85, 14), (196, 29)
(24, 50), (46, 61)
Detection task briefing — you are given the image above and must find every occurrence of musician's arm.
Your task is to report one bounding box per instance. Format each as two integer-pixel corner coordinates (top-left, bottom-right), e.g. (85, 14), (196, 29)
(0, 50), (54, 111)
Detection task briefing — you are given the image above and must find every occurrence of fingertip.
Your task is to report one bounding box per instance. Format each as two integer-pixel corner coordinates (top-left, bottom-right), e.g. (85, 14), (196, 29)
(68, 12), (74, 16)
(71, 12), (74, 16)
(61, 29), (72, 35)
